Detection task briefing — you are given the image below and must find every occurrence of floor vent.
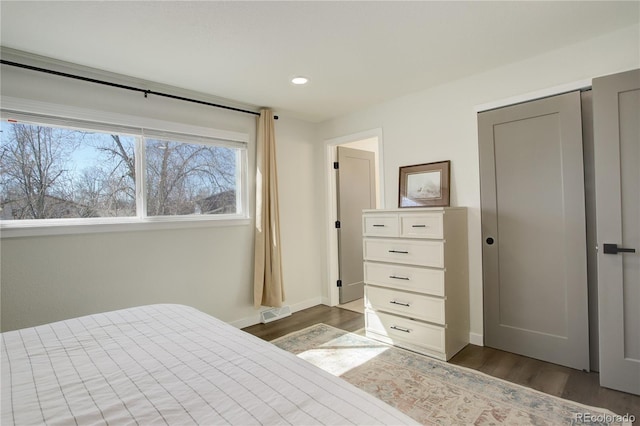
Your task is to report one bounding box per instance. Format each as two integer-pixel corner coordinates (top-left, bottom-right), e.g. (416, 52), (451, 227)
(260, 306), (292, 324)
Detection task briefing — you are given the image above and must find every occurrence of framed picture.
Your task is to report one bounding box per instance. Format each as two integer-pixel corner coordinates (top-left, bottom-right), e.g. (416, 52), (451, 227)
(399, 160), (450, 208)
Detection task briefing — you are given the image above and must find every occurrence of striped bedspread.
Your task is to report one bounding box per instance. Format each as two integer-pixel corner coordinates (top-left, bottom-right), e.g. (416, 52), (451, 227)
(1, 304), (416, 425)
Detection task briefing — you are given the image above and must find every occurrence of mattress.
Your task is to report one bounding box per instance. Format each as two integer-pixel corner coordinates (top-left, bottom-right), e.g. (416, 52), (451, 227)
(1, 304), (417, 425)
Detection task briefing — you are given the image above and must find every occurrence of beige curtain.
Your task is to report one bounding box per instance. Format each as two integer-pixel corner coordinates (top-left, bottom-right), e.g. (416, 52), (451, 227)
(253, 109), (284, 308)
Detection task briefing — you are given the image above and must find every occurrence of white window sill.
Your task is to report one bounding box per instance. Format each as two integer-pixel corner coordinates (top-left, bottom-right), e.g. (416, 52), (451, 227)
(0, 215), (251, 238)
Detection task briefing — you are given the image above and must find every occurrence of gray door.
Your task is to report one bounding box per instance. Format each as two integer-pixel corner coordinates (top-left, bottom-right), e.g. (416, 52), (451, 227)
(337, 146), (376, 304)
(593, 69), (640, 395)
(478, 91), (590, 371)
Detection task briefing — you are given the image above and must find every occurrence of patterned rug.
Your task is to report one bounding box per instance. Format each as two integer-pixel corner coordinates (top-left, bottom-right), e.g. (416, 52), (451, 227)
(272, 324), (627, 425)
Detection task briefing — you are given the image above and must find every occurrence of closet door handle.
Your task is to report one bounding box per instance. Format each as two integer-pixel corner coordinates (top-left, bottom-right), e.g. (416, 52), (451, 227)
(603, 243), (636, 254)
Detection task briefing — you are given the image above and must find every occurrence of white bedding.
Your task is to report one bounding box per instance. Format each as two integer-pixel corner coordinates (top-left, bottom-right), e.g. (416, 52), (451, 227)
(1, 304), (417, 425)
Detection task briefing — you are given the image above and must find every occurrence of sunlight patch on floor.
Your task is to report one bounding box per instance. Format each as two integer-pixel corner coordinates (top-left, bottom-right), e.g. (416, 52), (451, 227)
(297, 336), (389, 376)
(337, 297), (365, 314)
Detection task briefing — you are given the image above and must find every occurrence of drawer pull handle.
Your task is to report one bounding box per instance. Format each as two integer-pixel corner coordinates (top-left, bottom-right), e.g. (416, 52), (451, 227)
(372, 224), (386, 227)
(390, 325), (411, 333)
(389, 275), (410, 280)
(388, 250), (409, 254)
(412, 224), (427, 228)
(390, 300), (411, 307)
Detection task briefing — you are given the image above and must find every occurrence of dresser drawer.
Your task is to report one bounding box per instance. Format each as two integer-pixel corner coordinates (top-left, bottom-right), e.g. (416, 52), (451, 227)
(363, 214), (399, 237)
(364, 262), (445, 296)
(366, 286), (445, 325)
(366, 310), (445, 353)
(400, 213), (444, 239)
(363, 238), (444, 268)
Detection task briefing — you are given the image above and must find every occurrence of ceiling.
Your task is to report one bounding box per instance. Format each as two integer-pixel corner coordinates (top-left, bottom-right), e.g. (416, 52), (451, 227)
(1, 1), (638, 122)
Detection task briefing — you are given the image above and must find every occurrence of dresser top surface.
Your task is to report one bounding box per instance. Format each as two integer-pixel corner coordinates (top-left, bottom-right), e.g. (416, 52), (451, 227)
(363, 207), (466, 213)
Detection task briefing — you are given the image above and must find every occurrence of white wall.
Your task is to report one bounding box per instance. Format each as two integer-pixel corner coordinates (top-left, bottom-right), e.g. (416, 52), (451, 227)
(0, 53), (321, 331)
(272, 116), (324, 308)
(317, 24), (640, 341)
(2, 24), (638, 335)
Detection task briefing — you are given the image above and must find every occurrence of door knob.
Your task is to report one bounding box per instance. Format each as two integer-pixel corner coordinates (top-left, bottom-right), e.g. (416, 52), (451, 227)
(603, 243), (636, 254)
(486, 237), (494, 245)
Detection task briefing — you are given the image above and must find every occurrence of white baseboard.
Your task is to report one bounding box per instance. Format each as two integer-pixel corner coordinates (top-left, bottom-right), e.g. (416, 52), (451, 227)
(287, 297), (323, 316)
(469, 332), (484, 346)
(320, 296), (333, 306)
(229, 313), (261, 329)
(229, 297), (323, 329)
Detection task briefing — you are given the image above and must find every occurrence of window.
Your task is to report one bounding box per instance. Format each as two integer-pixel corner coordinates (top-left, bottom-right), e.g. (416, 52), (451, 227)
(0, 112), (247, 232)
(0, 122), (136, 220)
(144, 138), (239, 217)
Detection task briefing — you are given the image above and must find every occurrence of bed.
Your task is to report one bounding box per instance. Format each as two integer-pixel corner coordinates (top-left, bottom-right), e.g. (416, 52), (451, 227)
(1, 304), (416, 425)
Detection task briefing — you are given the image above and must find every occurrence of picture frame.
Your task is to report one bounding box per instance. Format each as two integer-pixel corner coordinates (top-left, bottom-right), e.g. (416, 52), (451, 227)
(398, 160), (450, 208)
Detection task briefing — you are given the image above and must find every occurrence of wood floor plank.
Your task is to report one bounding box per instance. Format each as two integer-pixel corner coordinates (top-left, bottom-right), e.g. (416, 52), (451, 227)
(242, 305), (364, 341)
(242, 305), (639, 420)
(447, 344), (488, 370)
(488, 349), (520, 378)
(530, 366), (569, 397)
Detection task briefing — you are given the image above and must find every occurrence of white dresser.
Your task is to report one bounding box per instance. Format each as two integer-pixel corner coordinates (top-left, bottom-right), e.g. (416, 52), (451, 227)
(362, 207), (469, 361)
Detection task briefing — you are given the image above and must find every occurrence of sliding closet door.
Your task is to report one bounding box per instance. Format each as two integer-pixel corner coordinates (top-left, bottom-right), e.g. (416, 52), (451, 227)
(479, 91), (590, 371)
(593, 69), (640, 395)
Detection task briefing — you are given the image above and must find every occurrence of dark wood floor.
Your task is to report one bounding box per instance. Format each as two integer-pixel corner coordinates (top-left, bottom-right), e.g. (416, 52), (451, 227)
(243, 305), (639, 422)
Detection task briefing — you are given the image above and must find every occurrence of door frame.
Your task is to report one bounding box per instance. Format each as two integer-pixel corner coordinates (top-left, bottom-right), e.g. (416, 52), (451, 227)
(323, 128), (385, 307)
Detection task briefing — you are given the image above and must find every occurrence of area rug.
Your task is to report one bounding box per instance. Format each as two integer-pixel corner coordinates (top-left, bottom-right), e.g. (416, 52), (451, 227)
(272, 324), (628, 425)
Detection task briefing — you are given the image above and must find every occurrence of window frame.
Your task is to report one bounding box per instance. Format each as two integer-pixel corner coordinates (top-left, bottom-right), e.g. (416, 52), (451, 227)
(0, 98), (251, 238)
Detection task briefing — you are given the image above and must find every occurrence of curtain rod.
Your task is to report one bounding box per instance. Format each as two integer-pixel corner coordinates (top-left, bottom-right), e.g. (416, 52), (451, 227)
(0, 59), (278, 119)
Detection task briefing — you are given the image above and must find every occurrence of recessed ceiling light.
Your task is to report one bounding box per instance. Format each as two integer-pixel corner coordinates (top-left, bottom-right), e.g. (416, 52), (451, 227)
(291, 76), (309, 85)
